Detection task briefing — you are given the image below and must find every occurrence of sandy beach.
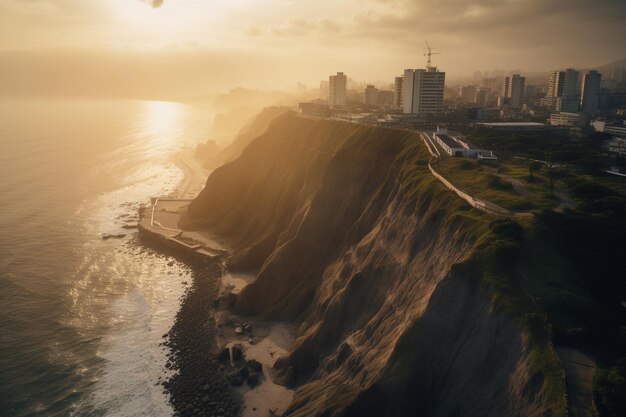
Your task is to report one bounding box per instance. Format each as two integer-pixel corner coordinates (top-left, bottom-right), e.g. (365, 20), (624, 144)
(142, 149), (295, 417)
(214, 272), (296, 417)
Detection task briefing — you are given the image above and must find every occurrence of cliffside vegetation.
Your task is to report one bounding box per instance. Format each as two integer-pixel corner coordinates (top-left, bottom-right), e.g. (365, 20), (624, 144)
(458, 126), (626, 416)
(183, 111), (624, 416)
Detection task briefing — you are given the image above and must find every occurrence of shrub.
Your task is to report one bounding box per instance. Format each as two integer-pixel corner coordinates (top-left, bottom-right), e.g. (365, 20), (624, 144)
(594, 360), (626, 417)
(487, 174), (514, 190)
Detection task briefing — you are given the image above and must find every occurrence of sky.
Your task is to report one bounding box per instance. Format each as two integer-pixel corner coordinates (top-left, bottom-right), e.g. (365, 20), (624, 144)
(1, 0), (625, 98)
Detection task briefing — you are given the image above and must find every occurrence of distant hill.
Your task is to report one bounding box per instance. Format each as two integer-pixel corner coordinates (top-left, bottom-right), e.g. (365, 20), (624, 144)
(592, 58), (626, 78)
(196, 106), (292, 170)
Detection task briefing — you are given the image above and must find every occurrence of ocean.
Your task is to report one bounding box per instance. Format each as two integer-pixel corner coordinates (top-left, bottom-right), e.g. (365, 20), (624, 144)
(0, 97), (214, 416)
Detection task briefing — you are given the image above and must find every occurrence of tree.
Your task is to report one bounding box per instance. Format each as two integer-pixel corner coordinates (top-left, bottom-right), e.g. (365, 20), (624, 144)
(527, 160), (542, 181)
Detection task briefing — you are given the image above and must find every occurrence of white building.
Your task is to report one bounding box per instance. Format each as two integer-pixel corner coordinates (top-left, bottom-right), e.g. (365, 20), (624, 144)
(432, 127), (497, 161)
(329, 72), (347, 108)
(580, 70), (601, 114)
(403, 68), (445, 114)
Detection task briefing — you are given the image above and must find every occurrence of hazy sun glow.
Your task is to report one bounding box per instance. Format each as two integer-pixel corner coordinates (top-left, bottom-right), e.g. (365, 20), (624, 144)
(109, 0), (226, 38)
(0, 0), (624, 95)
(143, 101), (182, 141)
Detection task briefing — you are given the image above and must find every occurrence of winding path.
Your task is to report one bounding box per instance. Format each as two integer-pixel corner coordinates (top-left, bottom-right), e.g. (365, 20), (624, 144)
(556, 348), (598, 417)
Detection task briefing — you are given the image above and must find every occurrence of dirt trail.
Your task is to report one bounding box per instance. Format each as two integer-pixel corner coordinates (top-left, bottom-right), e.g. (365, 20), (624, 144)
(553, 187), (577, 212)
(556, 348), (597, 417)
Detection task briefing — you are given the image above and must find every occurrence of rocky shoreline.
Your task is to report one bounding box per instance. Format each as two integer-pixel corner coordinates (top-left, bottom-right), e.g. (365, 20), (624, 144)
(161, 259), (241, 417)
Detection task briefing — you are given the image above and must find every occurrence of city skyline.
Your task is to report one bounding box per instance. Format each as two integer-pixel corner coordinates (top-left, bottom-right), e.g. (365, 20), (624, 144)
(0, 0), (625, 98)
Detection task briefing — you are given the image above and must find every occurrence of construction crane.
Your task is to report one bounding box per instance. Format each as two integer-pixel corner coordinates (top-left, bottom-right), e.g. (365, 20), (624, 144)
(424, 41), (441, 70)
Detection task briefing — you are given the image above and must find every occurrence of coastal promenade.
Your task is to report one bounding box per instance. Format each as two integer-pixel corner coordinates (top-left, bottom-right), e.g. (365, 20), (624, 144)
(139, 150), (296, 417)
(138, 151), (228, 260)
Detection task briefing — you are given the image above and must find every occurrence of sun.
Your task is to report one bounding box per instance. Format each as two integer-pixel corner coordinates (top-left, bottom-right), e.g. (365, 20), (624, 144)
(107, 0), (228, 43)
(143, 101), (183, 142)
(109, 0), (174, 31)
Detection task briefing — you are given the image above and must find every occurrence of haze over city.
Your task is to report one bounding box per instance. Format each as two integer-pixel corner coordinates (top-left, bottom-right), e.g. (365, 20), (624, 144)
(1, 0), (625, 98)
(1, 2), (626, 417)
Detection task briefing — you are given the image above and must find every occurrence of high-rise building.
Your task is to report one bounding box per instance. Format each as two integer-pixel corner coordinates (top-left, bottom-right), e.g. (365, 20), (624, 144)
(544, 68), (580, 111)
(402, 68), (446, 114)
(459, 85), (477, 104)
(364, 85), (379, 106)
(562, 68), (580, 98)
(546, 70), (565, 102)
(393, 76), (403, 109)
(500, 74), (525, 108)
(501, 76), (512, 99)
(580, 70), (602, 114)
(475, 89), (487, 106)
(328, 72), (347, 108)
(509, 74), (525, 108)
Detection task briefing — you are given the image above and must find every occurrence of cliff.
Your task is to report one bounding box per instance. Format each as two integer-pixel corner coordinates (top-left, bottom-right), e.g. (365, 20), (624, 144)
(200, 106), (291, 170)
(184, 111), (564, 416)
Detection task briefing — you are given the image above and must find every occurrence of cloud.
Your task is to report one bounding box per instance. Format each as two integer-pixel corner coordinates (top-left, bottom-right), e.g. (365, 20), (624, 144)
(142, 0), (163, 8)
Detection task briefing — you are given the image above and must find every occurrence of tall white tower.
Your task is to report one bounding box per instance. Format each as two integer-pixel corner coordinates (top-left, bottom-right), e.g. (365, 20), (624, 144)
(328, 72), (347, 108)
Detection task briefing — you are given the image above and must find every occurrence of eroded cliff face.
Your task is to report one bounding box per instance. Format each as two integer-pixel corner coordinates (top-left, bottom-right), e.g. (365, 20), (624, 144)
(184, 112), (560, 416)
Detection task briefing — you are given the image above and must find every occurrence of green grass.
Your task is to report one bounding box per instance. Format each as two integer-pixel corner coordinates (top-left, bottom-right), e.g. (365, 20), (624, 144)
(462, 219), (568, 417)
(435, 158), (558, 212)
(518, 221), (595, 337)
(457, 127), (607, 171)
(405, 130), (626, 415)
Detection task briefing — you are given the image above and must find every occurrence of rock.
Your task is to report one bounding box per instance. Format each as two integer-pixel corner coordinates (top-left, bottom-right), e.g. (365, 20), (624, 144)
(218, 347), (230, 361)
(167, 261), (174, 266)
(283, 366), (296, 387)
(246, 359), (262, 372)
(232, 344), (244, 361)
(227, 371), (243, 386)
(247, 371), (259, 387)
(239, 366), (249, 379)
(243, 324), (252, 333)
(226, 293), (237, 308)
(248, 338), (255, 345)
(234, 326), (244, 335)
